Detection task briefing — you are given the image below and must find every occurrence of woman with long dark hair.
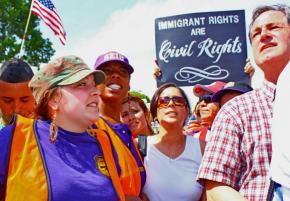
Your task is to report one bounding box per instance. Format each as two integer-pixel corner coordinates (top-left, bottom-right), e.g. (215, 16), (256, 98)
(143, 83), (203, 201)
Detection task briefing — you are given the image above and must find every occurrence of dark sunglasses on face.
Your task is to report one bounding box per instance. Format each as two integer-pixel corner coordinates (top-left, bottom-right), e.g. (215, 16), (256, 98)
(158, 96), (186, 108)
(199, 94), (213, 103)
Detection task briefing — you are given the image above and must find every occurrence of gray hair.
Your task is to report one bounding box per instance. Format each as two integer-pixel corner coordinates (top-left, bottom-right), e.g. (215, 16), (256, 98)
(248, 4), (290, 43)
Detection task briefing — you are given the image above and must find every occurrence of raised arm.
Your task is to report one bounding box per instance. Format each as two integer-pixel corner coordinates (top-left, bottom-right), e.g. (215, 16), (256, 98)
(153, 59), (162, 79)
(205, 180), (248, 201)
(244, 58), (255, 78)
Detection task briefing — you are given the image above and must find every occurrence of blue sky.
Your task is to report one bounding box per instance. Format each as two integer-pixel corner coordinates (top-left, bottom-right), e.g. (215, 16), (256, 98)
(38, 0), (288, 103)
(41, 0), (147, 54)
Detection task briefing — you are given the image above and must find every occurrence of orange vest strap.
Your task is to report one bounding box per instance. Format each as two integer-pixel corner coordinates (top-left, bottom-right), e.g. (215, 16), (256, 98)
(95, 129), (126, 201)
(95, 118), (142, 196)
(6, 115), (48, 201)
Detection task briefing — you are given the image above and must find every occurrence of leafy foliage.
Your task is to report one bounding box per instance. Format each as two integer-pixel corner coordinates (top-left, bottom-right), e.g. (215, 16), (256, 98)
(0, 0), (55, 67)
(129, 91), (150, 103)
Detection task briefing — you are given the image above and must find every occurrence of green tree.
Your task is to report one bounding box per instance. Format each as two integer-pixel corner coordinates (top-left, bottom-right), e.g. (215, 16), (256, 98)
(0, 0), (55, 66)
(129, 91), (150, 103)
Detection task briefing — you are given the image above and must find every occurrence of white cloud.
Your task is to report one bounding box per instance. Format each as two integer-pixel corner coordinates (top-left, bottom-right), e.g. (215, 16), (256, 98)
(54, 0), (288, 102)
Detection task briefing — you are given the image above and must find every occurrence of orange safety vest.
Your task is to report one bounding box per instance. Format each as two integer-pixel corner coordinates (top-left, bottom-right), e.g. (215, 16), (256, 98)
(4, 116), (129, 201)
(5, 115), (48, 201)
(94, 118), (144, 196)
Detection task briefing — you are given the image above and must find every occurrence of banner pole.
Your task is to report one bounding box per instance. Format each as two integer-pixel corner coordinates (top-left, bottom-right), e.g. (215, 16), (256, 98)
(18, 0), (34, 58)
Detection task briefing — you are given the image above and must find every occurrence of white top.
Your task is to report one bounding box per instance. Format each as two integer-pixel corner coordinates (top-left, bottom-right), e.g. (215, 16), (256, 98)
(271, 61), (290, 188)
(143, 135), (203, 201)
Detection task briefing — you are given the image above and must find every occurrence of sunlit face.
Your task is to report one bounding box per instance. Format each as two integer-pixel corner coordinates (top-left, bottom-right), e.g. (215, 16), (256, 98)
(97, 62), (130, 102)
(0, 80), (35, 123)
(193, 101), (201, 121)
(250, 10), (290, 75)
(56, 75), (100, 128)
(157, 87), (188, 127)
(120, 100), (148, 137)
(199, 100), (219, 121)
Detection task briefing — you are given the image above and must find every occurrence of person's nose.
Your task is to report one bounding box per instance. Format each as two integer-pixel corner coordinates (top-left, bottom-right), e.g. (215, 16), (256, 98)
(128, 112), (135, 121)
(260, 27), (272, 42)
(91, 87), (100, 96)
(14, 101), (22, 114)
(199, 100), (207, 107)
(109, 71), (121, 79)
(165, 98), (177, 107)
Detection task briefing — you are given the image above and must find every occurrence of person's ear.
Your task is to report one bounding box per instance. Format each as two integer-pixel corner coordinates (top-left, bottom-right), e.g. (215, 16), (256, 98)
(48, 94), (61, 111)
(127, 74), (131, 91)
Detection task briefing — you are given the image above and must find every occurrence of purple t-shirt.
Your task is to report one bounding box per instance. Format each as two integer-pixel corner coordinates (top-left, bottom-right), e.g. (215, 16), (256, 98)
(0, 119), (118, 201)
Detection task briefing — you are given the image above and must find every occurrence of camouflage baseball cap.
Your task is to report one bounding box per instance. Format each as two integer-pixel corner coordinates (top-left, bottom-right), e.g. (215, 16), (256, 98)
(29, 55), (106, 103)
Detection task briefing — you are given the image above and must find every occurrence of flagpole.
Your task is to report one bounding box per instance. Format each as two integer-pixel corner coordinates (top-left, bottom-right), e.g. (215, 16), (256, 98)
(18, 0), (34, 58)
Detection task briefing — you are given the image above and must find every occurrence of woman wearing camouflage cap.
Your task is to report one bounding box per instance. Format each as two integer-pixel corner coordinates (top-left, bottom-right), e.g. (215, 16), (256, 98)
(0, 56), (129, 201)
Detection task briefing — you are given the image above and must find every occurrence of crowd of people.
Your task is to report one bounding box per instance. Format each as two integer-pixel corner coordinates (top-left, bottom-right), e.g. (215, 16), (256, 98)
(0, 3), (289, 201)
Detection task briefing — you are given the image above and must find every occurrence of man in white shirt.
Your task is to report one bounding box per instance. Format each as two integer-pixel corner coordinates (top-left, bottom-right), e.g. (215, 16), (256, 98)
(270, 61), (290, 201)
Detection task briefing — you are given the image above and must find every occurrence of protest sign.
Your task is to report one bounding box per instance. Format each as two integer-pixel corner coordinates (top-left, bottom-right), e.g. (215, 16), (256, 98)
(155, 10), (248, 87)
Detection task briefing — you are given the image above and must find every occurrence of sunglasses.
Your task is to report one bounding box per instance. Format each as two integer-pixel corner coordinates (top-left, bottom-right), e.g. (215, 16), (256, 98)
(199, 94), (213, 103)
(158, 96), (186, 108)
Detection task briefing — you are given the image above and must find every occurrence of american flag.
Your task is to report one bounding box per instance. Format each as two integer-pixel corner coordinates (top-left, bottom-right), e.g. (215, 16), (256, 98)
(32, 0), (66, 45)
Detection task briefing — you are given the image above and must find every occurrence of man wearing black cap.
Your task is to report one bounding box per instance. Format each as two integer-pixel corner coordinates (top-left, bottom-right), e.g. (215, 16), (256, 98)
(211, 82), (253, 107)
(0, 58), (35, 125)
(94, 51), (145, 201)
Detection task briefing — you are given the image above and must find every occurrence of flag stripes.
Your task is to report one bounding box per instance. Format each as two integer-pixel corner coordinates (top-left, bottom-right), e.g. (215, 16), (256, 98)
(32, 0), (66, 45)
